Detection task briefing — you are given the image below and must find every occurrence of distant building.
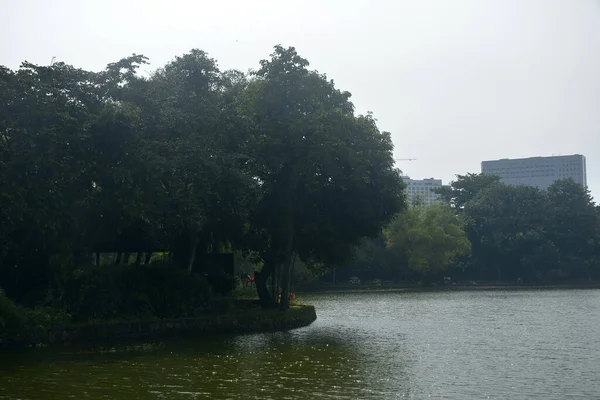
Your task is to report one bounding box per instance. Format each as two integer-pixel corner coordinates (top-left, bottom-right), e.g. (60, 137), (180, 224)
(481, 154), (587, 189)
(402, 176), (443, 206)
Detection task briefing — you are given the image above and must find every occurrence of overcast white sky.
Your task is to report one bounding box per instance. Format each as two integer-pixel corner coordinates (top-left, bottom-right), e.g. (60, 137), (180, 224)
(2, 0), (599, 199)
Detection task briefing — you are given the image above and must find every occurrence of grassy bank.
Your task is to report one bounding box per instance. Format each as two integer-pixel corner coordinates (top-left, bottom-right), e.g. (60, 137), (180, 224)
(1, 303), (317, 348)
(1, 280), (316, 348)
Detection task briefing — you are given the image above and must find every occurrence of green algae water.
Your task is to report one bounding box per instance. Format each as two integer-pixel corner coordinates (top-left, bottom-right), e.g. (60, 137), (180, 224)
(1, 289), (600, 399)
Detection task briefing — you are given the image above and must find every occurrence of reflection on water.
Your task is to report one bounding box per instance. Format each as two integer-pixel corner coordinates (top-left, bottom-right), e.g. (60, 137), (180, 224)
(1, 289), (599, 399)
(0, 331), (380, 399)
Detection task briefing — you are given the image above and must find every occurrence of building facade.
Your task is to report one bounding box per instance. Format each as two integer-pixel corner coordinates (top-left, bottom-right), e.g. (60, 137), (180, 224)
(402, 176), (443, 206)
(481, 154), (587, 189)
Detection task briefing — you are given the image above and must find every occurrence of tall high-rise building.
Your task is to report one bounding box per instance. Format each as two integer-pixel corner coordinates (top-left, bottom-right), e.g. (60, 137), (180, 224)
(402, 176), (443, 205)
(481, 154), (587, 189)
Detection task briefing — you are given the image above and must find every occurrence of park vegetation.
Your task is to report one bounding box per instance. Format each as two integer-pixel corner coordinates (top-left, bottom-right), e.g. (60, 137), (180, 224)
(2, 45), (599, 339)
(335, 174), (600, 286)
(0, 45), (406, 335)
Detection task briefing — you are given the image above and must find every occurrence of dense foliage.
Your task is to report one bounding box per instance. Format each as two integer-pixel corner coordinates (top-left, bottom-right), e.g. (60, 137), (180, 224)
(335, 175), (600, 285)
(3, 43), (597, 337)
(0, 288), (70, 344)
(385, 204), (471, 282)
(62, 263), (214, 321)
(464, 177), (600, 282)
(0, 45), (405, 325)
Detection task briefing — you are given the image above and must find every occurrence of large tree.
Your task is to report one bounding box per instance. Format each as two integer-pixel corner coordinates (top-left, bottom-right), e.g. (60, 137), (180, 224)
(241, 45), (406, 308)
(464, 179), (600, 282)
(0, 61), (141, 302)
(544, 179), (600, 280)
(465, 183), (552, 281)
(1, 45), (408, 313)
(120, 50), (259, 271)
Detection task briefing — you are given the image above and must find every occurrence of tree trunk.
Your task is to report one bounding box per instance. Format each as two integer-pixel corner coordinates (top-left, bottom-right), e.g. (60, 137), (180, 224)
(95, 252), (100, 266)
(135, 252), (143, 265)
(272, 264), (282, 303)
(208, 231), (214, 253)
(255, 260), (276, 309)
(279, 211), (296, 311)
(288, 254), (297, 302)
(123, 252), (131, 264)
(115, 252), (122, 265)
(271, 266), (277, 301)
(279, 169), (298, 311)
(144, 252), (153, 264)
(187, 236), (200, 274)
(276, 264), (281, 303)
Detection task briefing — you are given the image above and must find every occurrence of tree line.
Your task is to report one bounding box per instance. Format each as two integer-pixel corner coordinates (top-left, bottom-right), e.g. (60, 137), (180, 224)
(335, 173), (600, 285)
(0, 45), (406, 320)
(3, 44), (597, 330)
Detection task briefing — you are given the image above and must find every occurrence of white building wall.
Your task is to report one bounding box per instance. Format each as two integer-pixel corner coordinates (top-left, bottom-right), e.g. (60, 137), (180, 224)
(481, 154), (587, 190)
(402, 176), (443, 206)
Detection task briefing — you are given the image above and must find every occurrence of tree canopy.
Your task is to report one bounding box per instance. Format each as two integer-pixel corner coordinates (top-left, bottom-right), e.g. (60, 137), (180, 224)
(3, 44), (599, 324)
(0, 45), (406, 311)
(434, 173), (501, 210)
(385, 204), (471, 281)
(340, 175), (600, 286)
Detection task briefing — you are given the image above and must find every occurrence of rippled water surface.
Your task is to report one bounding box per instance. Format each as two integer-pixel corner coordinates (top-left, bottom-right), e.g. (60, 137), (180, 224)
(1, 289), (600, 399)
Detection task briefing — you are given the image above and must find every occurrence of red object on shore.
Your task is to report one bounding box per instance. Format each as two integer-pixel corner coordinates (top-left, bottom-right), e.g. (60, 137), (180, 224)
(242, 274), (255, 287)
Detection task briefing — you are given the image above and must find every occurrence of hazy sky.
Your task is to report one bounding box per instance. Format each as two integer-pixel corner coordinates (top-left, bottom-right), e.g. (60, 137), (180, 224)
(2, 0), (599, 199)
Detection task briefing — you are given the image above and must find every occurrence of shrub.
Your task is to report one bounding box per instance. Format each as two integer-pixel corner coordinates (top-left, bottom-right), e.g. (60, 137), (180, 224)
(25, 307), (70, 329)
(206, 269), (237, 295)
(232, 286), (258, 300)
(1, 289), (70, 344)
(63, 262), (213, 321)
(0, 288), (26, 331)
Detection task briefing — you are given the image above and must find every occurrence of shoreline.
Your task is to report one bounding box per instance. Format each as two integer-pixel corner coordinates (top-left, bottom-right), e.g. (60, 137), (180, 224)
(296, 284), (600, 294)
(1, 305), (317, 349)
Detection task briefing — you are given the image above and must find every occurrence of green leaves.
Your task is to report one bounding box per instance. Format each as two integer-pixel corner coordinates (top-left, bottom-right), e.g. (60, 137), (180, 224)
(1, 45), (404, 306)
(462, 178), (600, 281)
(385, 204), (471, 278)
(435, 173), (501, 210)
(242, 46), (406, 267)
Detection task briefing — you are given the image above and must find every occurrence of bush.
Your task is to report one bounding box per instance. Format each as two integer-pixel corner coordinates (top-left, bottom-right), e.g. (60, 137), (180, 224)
(1, 289), (70, 344)
(0, 288), (26, 331)
(25, 307), (70, 329)
(231, 286), (258, 300)
(63, 263), (213, 322)
(206, 269), (237, 295)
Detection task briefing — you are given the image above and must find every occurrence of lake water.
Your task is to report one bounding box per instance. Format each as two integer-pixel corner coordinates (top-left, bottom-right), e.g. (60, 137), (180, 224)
(1, 289), (599, 399)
